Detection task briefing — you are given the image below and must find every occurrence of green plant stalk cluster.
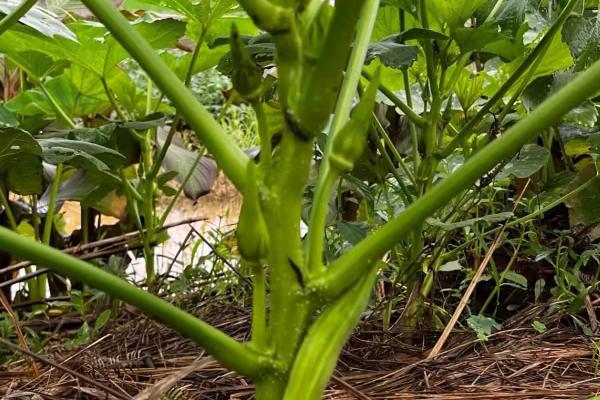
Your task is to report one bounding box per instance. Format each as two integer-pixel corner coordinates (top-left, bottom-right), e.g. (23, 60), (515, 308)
(311, 46), (600, 299)
(0, 1), (599, 400)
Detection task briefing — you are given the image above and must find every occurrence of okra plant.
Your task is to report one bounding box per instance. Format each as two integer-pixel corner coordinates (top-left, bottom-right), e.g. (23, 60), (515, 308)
(1, 0), (600, 399)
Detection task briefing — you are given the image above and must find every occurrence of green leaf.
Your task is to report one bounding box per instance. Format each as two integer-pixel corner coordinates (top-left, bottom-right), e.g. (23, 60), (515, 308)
(380, 0), (417, 15)
(563, 10), (600, 71)
(0, 0), (76, 40)
(6, 73), (109, 118)
(502, 271), (528, 289)
(365, 37), (419, 69)
(94, 309), (111, 331)
(0, 128), (43, 195)
(38, 138), (125, 184)
(567, 177), (600, 225)
(466, 314), (501, 341)
(429, 0), (488, 28)
(158, 171), (179, 187)
(439, 260), (463, 272)
(0, 106), (19, 128)
(337, 221), (369, 246)
(498, 144), (550, 179)
(395, 28), (449, 42)
(4, 51), (58, 79)
(532, 320), (546, 333)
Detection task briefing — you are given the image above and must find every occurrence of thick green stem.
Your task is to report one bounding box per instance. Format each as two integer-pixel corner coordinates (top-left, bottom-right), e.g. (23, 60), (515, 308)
(81, 0), (250, 191)
(0, 0), (37, 37)
(0, 226), (275, 378)
(310, 49), (600, 299)
(254, 102), (272, 171)
(440, 0), (579, 158)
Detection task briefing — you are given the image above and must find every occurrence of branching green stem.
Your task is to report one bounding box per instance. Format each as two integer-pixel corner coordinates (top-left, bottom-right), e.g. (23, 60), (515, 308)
(0, 226), (276, 378)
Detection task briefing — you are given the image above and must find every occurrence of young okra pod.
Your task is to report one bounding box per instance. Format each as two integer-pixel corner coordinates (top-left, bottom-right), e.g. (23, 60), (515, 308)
(236, 163), (270, 263)
(230, 24), (264, 103)
(328, 70), (380, 173)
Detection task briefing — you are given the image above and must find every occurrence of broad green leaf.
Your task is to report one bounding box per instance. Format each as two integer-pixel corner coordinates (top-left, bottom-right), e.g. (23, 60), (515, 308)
(0, 128), (43, 194)
(337, 221), (369, 246)
(104, 18), (187, 76)
(365, 37), (419, 69)
(6, 73), (108, 118)
(37, 170), (123, 217)
(0, 0), (76, 40)
(372, 5), (416, 41)
(455, 70), (485, 111)
(498, 144), (550, 179)
(563, 10), (600, 71)
(429, 0), (488, 28)
(524, 72), (597, 128)
(380, 0), (418, 15)
(395, 28), (449, 42)
(38, 138), (126, 168)
(499, 33), (574, 92)
(0, 106), (20, 128)
(567, 176), (600, 225)
(4, 51), (58, 80)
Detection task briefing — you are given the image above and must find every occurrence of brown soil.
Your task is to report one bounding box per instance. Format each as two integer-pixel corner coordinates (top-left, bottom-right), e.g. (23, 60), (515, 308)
(2, 301), (599, 400)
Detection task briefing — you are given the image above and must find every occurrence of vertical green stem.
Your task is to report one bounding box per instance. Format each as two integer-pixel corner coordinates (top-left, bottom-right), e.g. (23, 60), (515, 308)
(142, 134), (156, 285)
(306, 0), (380, 274)
(251, 262), (267, 351)
(39, 84), (76, 129)
(253, 102), (272, 171)
(35, 163), (63, 301)
(0, 185), (17, 231)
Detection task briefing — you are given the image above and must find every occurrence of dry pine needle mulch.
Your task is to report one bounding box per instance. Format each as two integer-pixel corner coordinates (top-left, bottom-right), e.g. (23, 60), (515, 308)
(1, 300), (600, 400)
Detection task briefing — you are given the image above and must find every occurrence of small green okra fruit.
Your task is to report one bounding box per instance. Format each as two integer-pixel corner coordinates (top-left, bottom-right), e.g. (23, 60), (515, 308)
(236, 163), (269, 263)
(230, 24), (263, 102)
(328, 69), (381, 173)
(283, 268), (377, 400)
